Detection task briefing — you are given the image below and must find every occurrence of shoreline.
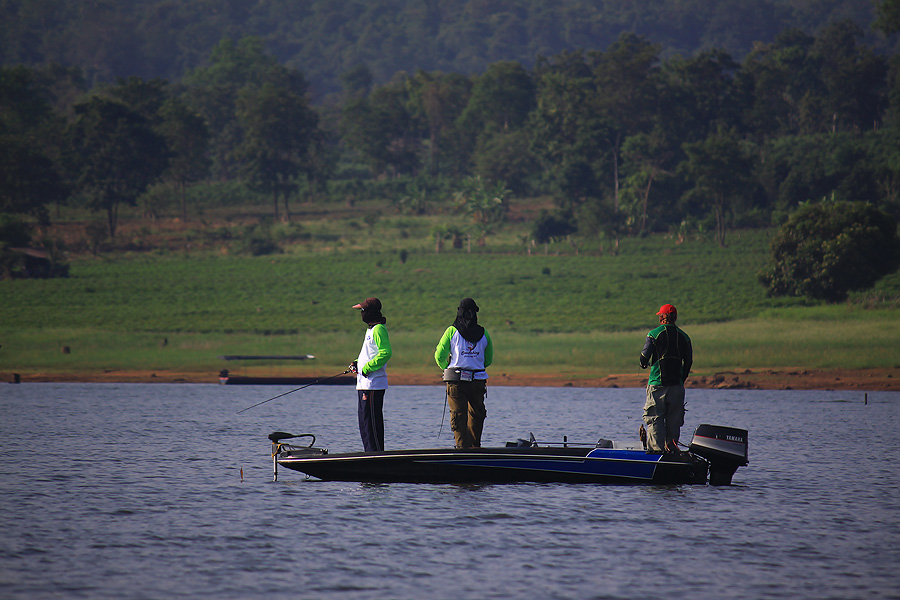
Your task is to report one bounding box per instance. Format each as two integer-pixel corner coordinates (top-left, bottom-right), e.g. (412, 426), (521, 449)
(5, 367), (898, 391)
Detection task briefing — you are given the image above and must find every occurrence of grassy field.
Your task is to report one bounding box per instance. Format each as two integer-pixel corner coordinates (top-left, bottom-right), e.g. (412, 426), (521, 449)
(4, 229), (804, 333)
(2, 311), (899, 382)
(2, 203), (900, 381)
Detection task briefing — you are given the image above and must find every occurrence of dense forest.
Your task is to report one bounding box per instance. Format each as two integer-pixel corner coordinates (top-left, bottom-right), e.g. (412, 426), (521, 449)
(2, 0), (900, 298)
(1, 0), (893, 99)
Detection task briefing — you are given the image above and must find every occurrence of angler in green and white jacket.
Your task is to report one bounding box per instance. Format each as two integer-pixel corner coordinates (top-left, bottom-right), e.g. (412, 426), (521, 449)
(434, 298), (493, 448)
(349, 297), (392, 452)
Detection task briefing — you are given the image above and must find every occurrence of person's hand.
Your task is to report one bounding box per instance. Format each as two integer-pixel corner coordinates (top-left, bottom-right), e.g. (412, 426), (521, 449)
(348, 361), (358, 374)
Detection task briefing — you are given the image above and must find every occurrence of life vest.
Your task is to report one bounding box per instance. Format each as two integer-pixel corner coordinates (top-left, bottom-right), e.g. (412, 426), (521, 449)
(647, 324), (690, 386)
(440, 327), (490, 381)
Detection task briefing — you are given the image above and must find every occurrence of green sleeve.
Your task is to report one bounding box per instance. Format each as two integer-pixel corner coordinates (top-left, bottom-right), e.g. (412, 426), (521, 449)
(483, 329), (493, 368)
(434, 326), (456, 369)
(362, 324), (392, 375)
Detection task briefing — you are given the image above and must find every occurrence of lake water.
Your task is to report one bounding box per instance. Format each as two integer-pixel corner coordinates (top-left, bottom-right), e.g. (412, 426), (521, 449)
(1, 383), (898, 600)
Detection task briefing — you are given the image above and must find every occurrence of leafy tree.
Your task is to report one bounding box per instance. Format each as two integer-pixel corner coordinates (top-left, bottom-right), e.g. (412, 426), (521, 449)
(867, 127), (900, 217)
(101, 76), (212, 222)
(236, 82), (319, 221)
(679, 127), (756, 247)
(453, 175), (509, 245)
(0, 67), (64, 221)
(406, 70), (472, 176)
(661, 49), (744, 144)
(530, 50), (609, 211)
(339, 64), (374, 100)
(1, 66), (55, 133)
(183, 37), (310, 180)
(0, 136), (67, 223)
(340, 75), (421, 177)
(759, 201), (900, 302)
(157, 97), (210, 222)
(875, 0), (900, 34)
(459, 60), (535, 133)
(65, 96), (169, 237)
(472, 129), (538, 196)
(0, 66), (69, 222)
(811, 20), (887, 133)
(619, 131), (673, 235)
(103, 76), (169, 125)
(590, 33), (662, 212)
(760, 133), (881, 219)
(738, 29), (818, 138)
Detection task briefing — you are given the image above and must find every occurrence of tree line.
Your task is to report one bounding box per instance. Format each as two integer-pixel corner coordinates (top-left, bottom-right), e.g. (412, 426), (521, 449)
(2, 13), (900, 299)
(1, 0), (887, 99)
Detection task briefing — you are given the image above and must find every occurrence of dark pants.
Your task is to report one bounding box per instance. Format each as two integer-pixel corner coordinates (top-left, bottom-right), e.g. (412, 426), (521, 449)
(357, 389), (385, 452)
(446, 380), (487, 448)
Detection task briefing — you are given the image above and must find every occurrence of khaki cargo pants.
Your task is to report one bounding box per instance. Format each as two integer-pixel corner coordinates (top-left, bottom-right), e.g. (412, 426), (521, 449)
(446, 380), (487, 449)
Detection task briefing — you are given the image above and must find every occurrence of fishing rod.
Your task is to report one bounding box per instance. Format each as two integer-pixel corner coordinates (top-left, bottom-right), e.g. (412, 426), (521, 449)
(236, 369), (351, 414)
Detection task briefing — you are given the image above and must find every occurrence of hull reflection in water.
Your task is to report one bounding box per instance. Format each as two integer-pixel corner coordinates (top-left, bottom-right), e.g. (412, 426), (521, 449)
(270, 424), (748, 485)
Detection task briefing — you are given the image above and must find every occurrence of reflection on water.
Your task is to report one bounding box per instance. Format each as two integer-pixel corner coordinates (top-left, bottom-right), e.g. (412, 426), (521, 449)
(1, 384), (898, 599)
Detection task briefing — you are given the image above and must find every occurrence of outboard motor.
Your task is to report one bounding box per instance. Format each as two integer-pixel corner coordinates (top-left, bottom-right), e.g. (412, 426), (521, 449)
(689, 424), (749, 485)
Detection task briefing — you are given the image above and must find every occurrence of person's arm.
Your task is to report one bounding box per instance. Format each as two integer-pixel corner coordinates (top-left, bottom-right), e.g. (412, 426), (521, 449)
(483, 330), (493, 368)
(681, 331), (692, 383)
(639, 335), (655, 369)
(434, 326), (455, 369)
(362, 324), (392, 374)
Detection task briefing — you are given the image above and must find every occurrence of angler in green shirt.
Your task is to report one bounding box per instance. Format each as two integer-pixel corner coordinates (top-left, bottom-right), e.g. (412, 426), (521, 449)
(639, 304), (692, 453)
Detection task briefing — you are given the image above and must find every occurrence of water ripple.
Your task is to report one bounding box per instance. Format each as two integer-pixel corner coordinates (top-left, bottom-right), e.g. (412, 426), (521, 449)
(1, 385), (898, 599)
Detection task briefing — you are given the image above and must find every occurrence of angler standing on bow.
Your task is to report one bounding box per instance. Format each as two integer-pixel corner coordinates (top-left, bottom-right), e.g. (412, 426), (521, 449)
(435, 298), (493, 449)
(349, 297), (392, 452)
(639, 303), (692, 454)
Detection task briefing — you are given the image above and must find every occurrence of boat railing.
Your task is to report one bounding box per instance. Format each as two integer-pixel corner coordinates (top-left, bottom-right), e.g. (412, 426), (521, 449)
(509, 433), (616, 449)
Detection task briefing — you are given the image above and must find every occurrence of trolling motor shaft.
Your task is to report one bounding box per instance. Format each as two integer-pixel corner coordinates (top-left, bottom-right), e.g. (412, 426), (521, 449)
(269, 433), (323, 481)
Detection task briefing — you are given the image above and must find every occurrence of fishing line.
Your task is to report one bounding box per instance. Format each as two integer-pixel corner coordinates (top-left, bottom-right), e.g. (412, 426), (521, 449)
(437, 387), (447, 440)
(236, 369), (351, 414)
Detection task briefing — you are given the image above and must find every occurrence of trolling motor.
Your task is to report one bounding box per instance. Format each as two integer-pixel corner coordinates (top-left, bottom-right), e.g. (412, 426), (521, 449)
(269, 432), (327, 481)
(688, 424), (749, 485)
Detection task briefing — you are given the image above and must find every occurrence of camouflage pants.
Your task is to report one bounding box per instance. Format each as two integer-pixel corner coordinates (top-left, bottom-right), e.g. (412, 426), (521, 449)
(643, 384), (685, 452)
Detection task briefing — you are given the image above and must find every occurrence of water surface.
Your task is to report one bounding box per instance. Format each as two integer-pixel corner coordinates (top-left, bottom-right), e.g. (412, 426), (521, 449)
(1, 384), (897, 599)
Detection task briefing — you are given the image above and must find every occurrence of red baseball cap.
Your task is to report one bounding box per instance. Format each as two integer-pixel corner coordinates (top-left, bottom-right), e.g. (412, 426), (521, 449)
(656, 304), (677, 316)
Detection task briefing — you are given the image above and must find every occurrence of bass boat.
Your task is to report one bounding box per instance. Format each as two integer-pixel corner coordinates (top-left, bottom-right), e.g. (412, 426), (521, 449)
(269, 423), (748, 486)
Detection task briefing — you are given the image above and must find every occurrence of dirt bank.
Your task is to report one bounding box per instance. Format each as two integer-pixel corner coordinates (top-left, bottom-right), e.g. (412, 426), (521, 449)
(5, 367), (898, 391)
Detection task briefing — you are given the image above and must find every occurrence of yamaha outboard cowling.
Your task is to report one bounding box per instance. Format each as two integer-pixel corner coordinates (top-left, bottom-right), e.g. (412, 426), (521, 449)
(689, 424), (749, 485)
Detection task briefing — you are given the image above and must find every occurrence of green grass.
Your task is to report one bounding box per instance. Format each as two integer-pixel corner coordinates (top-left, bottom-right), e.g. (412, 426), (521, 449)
(2, 229), (804, 334)
(2, 226), (899, 378)
(2, 314), (899, 379)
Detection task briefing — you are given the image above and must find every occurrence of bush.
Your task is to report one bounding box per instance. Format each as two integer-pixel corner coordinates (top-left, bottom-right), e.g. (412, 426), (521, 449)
(531, 210), (577, 244)
(233, 224), (282, 256)
(758, 201), (900, 302)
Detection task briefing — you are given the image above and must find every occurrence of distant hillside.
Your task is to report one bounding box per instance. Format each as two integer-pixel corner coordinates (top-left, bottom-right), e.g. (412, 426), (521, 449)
(0, 0), (888, 101)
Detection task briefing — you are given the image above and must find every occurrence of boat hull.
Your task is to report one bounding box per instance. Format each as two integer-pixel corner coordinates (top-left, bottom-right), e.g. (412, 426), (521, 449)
(276, 446), (709, 485)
